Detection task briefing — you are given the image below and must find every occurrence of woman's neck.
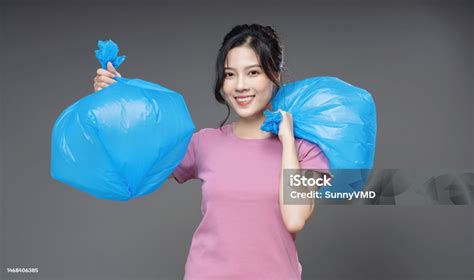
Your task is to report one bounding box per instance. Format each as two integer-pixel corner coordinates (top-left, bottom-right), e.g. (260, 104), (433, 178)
(232, 113), (273, 139)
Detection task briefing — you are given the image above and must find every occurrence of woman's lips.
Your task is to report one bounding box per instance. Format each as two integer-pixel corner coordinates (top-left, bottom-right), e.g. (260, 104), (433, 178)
(234, 95), (256, 106)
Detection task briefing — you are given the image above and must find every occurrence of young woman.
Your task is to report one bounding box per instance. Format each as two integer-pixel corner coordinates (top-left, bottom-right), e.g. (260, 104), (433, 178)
(93, 23), (330, 280)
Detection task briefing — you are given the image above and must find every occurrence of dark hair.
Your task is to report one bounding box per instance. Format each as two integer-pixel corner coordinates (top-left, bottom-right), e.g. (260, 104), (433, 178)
(214, 24), (285, 128)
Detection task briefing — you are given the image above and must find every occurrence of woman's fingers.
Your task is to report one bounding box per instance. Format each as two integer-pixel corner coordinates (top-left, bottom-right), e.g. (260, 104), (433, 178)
(95, 82), (110, 88)
(96, 68), (116, 79)
(93, 63), (121, 92)
(93, 72), (116, 87)
(277, 110), (293, 124)
(97, 75), (116, 85)
(278, 109), (287, 118)
(278, 109), (292, 118)
(107, 62), (121, 77)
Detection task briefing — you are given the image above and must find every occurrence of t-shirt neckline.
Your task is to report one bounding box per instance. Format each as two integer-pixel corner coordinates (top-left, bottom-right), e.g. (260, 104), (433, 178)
(226, 123), (276, 142)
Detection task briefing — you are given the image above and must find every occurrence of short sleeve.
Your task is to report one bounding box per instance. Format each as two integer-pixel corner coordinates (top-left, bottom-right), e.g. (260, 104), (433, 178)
(172, 131), (200, 184)
(297, 139), (331, 175)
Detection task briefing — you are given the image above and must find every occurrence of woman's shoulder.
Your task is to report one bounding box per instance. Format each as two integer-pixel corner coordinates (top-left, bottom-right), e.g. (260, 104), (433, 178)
(187, 125), (230, 153)
(295, 138), (324, 158)
(192, 124), (230, 139)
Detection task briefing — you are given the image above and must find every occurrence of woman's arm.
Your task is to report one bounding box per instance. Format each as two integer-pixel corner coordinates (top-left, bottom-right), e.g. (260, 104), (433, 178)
(277, 111), (314, 234)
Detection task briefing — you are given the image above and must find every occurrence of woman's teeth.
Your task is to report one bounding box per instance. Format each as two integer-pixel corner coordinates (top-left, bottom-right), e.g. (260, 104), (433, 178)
(236, 96), (254, 102)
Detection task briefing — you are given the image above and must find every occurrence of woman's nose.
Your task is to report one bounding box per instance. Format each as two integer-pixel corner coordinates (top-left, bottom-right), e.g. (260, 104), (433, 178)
(235, 76), (249, 93)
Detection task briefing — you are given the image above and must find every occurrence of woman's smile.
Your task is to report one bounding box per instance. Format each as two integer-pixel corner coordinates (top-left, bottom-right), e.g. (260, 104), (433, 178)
(234, 95), (256, 106)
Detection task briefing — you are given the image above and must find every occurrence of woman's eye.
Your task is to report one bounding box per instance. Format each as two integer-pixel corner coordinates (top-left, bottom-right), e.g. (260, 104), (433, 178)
(224, 72), (233, 78)
(249, 70), (260, 76)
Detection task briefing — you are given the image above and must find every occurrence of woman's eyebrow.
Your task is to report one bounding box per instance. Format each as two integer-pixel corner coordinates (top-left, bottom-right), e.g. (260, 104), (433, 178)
(224, 64), (262, 70)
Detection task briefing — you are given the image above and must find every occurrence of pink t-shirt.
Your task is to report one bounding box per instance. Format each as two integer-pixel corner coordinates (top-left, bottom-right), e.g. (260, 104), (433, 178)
(172, 123), (330, 280)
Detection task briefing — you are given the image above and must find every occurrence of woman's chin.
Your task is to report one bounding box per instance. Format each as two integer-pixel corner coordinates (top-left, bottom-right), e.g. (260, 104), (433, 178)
(234, 109), (266, 120)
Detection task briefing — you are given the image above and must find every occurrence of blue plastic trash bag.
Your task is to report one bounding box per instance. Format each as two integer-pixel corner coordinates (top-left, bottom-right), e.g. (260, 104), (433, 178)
(50, 40), (195, 201)
(261, 76), (377, 193)
(262, 76), (377, 170)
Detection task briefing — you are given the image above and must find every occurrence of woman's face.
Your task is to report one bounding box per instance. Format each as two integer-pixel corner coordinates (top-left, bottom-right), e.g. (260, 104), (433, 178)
(221, 46), (278, 120)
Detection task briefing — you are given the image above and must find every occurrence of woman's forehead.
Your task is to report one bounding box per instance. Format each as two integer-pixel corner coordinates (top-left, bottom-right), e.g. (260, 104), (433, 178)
(225, 46), (260, 69)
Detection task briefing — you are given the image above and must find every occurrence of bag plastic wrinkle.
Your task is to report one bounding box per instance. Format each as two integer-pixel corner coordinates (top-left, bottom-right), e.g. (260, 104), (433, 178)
(262, 76), (377, 193)
(50, 40), (195, 201)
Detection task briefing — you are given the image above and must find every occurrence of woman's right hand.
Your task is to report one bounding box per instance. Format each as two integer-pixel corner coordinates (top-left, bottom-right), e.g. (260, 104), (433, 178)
(93, 62), (122, 92)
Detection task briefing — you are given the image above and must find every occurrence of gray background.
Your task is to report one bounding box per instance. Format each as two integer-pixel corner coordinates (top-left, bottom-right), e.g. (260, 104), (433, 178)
(0, 0), (472, 279)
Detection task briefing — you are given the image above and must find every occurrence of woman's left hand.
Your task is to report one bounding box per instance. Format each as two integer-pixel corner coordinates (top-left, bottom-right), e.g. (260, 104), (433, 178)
(277, 110), (295, 144)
